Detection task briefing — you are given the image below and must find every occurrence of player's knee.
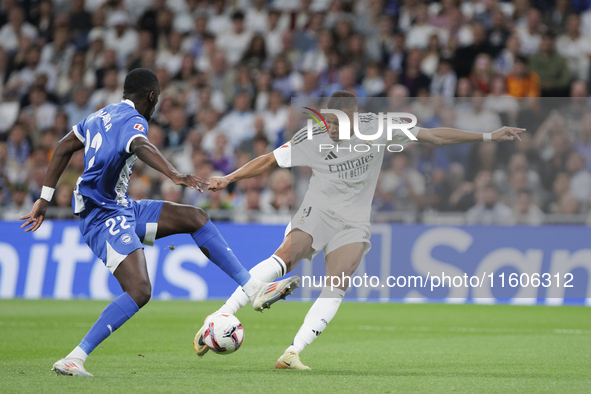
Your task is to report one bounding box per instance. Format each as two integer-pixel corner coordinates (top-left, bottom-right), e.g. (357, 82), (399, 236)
(131, 281), (152, 308)
(191, 207), (209, 229)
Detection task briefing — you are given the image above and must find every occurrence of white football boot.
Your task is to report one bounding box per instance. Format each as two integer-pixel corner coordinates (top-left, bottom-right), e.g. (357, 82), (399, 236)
(193, 317), (211, 357)
(275, 350), (311, 370)
(249, 276), (301, 312)
(52, 358), (93, 376)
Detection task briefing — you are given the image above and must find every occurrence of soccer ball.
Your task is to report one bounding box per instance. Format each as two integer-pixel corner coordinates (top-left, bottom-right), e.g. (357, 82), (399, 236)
(202, 313), (244, 355)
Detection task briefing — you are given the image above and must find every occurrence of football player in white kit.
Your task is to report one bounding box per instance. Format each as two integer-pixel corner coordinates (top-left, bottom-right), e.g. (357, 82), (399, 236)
(194, 91), (524, 369)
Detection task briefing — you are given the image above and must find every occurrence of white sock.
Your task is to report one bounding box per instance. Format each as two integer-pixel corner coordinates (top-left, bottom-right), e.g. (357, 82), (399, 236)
(287, 287), (345, 354)
(241, 276), (262, 298)
(66, 346), (88, 362)
(218, 255), (287, 314)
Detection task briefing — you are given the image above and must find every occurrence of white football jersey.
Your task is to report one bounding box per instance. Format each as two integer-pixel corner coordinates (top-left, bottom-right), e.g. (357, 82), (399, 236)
(273, 113), (419, 226)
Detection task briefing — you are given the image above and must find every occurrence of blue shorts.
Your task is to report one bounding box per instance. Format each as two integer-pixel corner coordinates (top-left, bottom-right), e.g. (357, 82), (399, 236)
(79, 199), (164, 273)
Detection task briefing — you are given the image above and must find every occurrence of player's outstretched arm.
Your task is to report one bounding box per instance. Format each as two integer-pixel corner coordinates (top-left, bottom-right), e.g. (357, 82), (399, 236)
(416, 126), (524, 146)
(209, 152), (278, 192)
(131, 137), (208, 192)
(20, 131), (84, 232)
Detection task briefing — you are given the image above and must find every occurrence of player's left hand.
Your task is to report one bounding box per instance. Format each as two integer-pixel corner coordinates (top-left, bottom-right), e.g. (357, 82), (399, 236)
(492, 126), (525, 142)
(173, 174), (209, 193)
(20, 199), (48, 232)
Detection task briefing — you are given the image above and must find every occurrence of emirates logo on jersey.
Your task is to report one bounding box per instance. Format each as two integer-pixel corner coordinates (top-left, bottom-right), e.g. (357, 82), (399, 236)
(134, 124), (144, 132)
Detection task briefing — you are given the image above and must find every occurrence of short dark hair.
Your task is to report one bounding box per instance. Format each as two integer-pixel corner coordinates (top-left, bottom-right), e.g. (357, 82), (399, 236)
(326, 90), (357, 111)
(515, 55), (529, 65)
(123, 68), (160, 97)
(232, 10), (245, 20)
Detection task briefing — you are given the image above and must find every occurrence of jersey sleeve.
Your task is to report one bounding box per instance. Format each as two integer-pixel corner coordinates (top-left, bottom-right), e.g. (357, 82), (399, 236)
(72, 117), (87, 144)
(120, 117), (149, 154)
(273, 141), (292, 168)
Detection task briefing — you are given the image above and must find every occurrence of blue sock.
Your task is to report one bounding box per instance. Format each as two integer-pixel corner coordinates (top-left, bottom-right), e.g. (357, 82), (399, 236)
(191, 220), (251, 287)
(79, 293), (139, 355)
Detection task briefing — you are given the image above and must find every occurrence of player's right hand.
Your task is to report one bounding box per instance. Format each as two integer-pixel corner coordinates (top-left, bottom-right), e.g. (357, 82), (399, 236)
(173, 174), (209, 193)
(208, 176), (230, 191)
(20, 199), (48, 232)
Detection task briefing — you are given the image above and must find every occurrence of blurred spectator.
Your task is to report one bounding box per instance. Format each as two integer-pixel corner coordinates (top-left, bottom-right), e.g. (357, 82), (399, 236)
(260, 90), (288, 147)
(420, 34), (441, 78)
(469, 54), (494, 94)
(300, 29), (333, 73)
(430, 59), (457, 98)
(399, 49), (430, 97)
(375, 153), (425, 213)
(271, 56), (302, 100)
(449, 169), (492, 212)
(69, 0), (92, 45)
(207, 0), (231, 36)
(455, 91), (502, 134)
(494, 33), (520, 76)
(506, 56), (541, 97)
(529, 32), (571, 97)
(216, 11), (253, 67)
(554, 192), (580, 215)
(264, 10), (285, 58)
(488, 8), (511, 57)
(21, 85), (57, 131)
(544, 0), (572, 34)
(240, 34), (267, 71)
(454, 22), (494, 78)
(218, 92), (255, 148)
(210, 133), (234, 175)
(516, 8), (544, 55)
(63, 85), (93, 126)
(406, 3), (440, 50)
(105, 11), (138, 65)
(160, 178), (182, 204)
(362, 62), (385, 98)
(40, 26), (75, 79)
(466, 185), (515, 225)
(566, 151), (591, 205)
(260, 168), (291, 214)
(514, 190), (544, 225)
(1, 182), (33, 220)
(89, 67), (123, 110)
(198, 106), (223, 155)
(5, 44), (57, 98)
(484, 76), (518, 124)
(6, 123), (30, 167)
(0, 7), (38, 53)
(31, 0), (54, 42)
(574, 113), (591, 172)
(163, 105), (189, 149)
(47, 183), (76, 219)
(156, 30), (185, 77)
(556, 14), (591, 82)
(295, 71), (322, 98)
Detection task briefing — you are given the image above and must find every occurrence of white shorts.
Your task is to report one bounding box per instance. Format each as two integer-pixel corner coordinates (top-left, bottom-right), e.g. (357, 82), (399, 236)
(285, 205), (371, 261)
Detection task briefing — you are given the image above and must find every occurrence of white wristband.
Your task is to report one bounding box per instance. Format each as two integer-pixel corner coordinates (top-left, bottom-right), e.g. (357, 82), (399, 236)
(40, 186), (55, 202)
(483, 133), (492, 142)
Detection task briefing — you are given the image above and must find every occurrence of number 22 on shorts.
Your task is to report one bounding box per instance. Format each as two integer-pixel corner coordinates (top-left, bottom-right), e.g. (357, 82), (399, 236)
(105, 216), (131, 235)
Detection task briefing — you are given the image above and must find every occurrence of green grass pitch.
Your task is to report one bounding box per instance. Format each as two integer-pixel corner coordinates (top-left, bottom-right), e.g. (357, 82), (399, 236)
(0, 299), (590, 393)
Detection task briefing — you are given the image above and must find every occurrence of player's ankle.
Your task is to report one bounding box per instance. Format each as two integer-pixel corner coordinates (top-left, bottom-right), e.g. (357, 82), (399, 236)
(242, 277), (263, 298)
(287, 345), (303, 354)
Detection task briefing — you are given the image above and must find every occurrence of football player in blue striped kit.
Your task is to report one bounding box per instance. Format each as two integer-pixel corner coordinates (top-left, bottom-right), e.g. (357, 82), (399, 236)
(20, 68), (300, 376)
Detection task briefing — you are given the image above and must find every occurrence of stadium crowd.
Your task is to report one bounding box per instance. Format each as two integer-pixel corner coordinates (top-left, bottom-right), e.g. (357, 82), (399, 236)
(1, 0), (591, 225)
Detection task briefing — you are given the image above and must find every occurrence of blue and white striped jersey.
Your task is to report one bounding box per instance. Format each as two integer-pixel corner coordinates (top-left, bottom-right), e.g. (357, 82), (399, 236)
(72, 99), (148, 213)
